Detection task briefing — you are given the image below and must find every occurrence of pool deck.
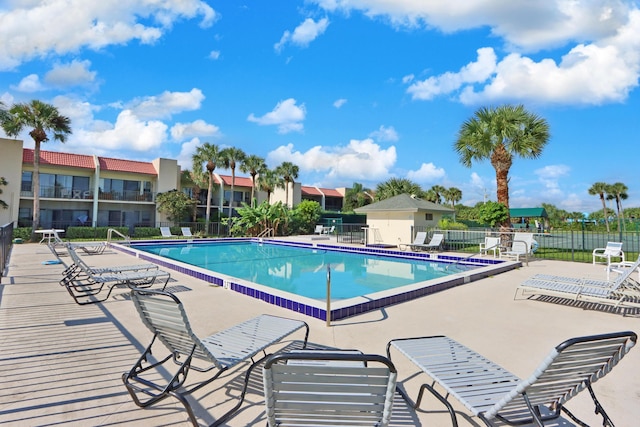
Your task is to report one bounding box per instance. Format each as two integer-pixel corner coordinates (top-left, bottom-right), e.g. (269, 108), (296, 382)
(1, 240), (639, 426)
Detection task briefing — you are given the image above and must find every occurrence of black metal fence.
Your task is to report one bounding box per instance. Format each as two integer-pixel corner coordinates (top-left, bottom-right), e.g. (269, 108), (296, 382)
(1, 222), (14, 278)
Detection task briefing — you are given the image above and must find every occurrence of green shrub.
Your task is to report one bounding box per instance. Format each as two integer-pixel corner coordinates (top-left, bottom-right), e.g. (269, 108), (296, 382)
(66, 226), (129, 239)
(134, 227), (162, 238)
(438, 218), (468, 230)
(12, 227), (32, 241)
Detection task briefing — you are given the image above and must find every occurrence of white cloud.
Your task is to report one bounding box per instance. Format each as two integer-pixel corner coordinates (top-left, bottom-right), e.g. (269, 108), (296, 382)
(406, 162), (445, 184)
(534, 164), (570, 195)
(177, 137), (203, 168)
(127, 88), (205, 120)
(171, 119), (221, 140)
(333, 98), (347, 108)
(274, 17), (329, 52)
(266, 139), (396, 184)
(247, 98), (306, 133)
(209, 50), (220, 60)
(44, 59), (97, 87)
(311, 0), (632, 51)
(12, 74), (43, 92)
(369, 125), (399, 142)
(0, 1), (217, 70)
(71, 109), (168, 152)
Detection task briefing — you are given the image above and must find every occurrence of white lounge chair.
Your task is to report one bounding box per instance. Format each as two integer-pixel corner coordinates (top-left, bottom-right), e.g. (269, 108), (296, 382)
(399, 231), (427, 251)
(123, 289), (309, 426)
(413, 233), (444, 252)
(61, 246), (170, 305)
(501, 232), (535, 265)
(593, 241), (625, 265)
(516, 255), (640, 310)
(387, 331), (637, 427)
(479, 236), (500, 257)
(323, 225), (335, 234)
(180, 227), (193, 237)
(314, 224), (324, 235)
(262, 350), (398, 427)
(159, 226), (174, 238)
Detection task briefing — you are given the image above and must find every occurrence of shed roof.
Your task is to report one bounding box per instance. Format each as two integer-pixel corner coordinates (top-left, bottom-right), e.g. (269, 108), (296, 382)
(354, 193), (454, 213)
(509, 207), (548, 218)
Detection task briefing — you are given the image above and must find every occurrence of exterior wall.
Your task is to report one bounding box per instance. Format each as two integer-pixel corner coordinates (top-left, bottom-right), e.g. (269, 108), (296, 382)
(271, 182), (301, 208)
(365, 211), (414, 245)
(152, 158), (180, 224)
(0, 138), (23, 226)
(413, 210), (444, 230)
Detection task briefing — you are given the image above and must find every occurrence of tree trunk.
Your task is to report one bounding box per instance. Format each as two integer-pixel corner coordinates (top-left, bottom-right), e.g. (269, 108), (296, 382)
(600, 196), (610, 232)
(31, 141), (41, 241)
(228, 170), (235, 235)
(205, 172), (213, 234)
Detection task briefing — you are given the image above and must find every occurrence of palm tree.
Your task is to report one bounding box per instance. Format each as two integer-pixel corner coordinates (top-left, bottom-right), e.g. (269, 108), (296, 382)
(257, 169), (283, 204)
(239, 154), (266, 207)
(588, 182), (611, 232)
(1, 100), (72, 238)
(429, 185), (446, 204)
(220, 147), (246, 226)
(608, 182), (628, 232)
(192, 142), (221, 233)
(375, 178), (422, 201)
(0, 177), (8, 209)
(343, 182), (372, 212)
(275, 161), (299, 207)
(454, 104), (550, 227)
(443, 187), (463, 220)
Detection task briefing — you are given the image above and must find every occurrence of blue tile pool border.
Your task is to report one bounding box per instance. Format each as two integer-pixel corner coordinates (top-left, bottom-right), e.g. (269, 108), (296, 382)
(113, 238), (517, 321)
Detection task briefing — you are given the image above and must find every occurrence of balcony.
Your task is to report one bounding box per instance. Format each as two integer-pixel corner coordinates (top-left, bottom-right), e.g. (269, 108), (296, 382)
(98, 191), (154, 202)
(20, 186), (155, 202)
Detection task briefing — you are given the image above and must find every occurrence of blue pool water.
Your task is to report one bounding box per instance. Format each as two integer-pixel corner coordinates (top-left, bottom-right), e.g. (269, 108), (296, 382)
(137, 241), (474, 300)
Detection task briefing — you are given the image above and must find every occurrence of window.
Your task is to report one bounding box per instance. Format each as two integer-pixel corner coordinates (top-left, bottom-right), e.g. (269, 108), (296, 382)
(21, 172), (32, 193)
(425, 213), (434, 221)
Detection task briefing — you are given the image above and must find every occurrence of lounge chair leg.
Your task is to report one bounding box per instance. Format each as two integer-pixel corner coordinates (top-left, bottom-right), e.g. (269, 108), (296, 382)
(560, 381), (615, 427)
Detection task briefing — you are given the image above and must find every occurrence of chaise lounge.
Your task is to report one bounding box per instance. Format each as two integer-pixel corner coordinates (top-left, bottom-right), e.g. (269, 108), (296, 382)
(387, 331), (637, 426)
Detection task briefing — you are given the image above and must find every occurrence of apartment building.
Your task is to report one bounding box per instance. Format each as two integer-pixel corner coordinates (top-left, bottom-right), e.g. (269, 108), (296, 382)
(0, 138), (345, 229)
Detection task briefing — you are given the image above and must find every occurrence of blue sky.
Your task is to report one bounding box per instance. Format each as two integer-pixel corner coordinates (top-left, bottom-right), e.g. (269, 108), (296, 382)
(1, 1), (639, 214)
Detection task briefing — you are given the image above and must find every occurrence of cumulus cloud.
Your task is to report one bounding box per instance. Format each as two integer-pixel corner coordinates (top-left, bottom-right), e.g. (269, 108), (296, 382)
(45, 59), (97, 87)
(127, 88), (205, 120)
(534, 164), (571, 195)
(247, 98), (306, 133)
(72, 110), (168, 152)
(171, 119), (221, 140)
(274, 17), (329, 52)
(0, 0), (217, 70)
(12, 74), (43, 92)
(311, 0), (631, 51)
(333, 98), (347, 108)
(406, 162), (446, 184)
(369, 125), (399, 142)
(266, 139), (396, 184)
(177, 137), (203, 168)
(209, 50), (221, 60)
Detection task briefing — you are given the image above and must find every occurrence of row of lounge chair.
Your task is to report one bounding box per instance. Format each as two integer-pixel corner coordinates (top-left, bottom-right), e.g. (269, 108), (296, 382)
(122, 288), (636, 426)
(399, 232), (444, 251)
(160, 226), (194, 238)
(52, 243), (171, 305)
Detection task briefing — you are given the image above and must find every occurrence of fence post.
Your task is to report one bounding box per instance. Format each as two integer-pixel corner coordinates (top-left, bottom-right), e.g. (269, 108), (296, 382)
(326, 264), (331, 327)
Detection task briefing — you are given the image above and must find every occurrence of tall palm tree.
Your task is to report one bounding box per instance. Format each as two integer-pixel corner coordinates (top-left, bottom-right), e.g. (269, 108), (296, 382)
(239, 154), (266, 208)
(608, 182), (628, 232)
(257, 169), (283, 204)
(275, 161), (299, 208)
(220, 147), (246, 224)
(454, 104), (550, 227)
(443, 187), (463, 220)
(588, 182), (611, 232)
(1, 100), (72, 239)
(192, 142), (221, 233)
(429, 185), (447, 204)
(375, 178), (423, 201)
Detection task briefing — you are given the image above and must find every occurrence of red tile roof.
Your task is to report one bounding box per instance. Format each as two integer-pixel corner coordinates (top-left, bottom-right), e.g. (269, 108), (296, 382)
(301, 186), (343, 197)
(23, 149), (95, 169)
(98, 157), (157, 175)
(215, 174), (254, 187)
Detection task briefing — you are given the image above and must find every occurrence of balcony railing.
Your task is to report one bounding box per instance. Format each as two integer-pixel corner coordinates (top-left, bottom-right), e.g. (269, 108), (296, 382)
(20, 186), (155, 202)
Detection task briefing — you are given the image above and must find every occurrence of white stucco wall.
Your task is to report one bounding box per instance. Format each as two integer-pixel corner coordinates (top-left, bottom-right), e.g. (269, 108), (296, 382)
(365, 211), (414, 245)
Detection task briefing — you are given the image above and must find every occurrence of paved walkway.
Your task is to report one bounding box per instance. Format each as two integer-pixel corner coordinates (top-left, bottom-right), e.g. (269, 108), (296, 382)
(0, 242), (638, 426)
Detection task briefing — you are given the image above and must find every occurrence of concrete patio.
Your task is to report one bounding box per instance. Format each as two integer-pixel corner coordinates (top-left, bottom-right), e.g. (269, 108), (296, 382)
(0, 242), (638, 426)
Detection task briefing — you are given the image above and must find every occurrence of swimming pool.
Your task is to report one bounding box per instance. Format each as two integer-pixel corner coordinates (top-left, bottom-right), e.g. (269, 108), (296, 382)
(116, 238), (517, 321)
(136, 241), (473, 300)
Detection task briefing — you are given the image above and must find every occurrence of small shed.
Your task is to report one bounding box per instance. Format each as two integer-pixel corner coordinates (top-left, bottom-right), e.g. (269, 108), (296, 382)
(509, 207), (548, 230)
(354, 193), (454, 246)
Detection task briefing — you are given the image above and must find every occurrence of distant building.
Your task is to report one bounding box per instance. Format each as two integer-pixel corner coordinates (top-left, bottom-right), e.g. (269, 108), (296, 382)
(0, 138), (348, 229)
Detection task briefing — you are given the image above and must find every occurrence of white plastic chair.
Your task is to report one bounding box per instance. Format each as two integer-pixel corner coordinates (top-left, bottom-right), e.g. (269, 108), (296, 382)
(593, 241), (625, 265)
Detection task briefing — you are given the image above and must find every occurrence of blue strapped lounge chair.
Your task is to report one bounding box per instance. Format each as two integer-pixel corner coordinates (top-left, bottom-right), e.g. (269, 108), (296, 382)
(387, 331), (636, 426)
(123, 289), (309, 426)
(262, 350), (398, 427)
